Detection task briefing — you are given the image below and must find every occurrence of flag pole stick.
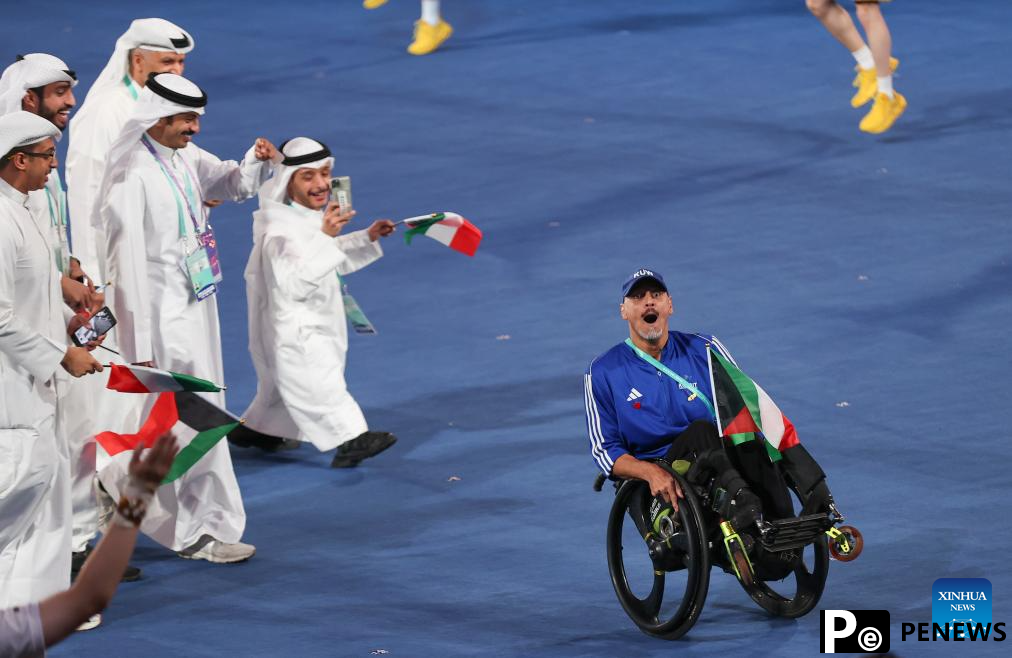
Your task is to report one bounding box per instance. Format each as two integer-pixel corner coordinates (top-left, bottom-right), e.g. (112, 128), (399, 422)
(98, 344), (120, 356)
(395, 212), (442, 226)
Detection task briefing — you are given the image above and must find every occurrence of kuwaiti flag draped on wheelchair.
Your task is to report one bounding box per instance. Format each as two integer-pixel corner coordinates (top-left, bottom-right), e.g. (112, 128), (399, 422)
(703, 346), (829, 519)
(706, 348), (800, 461)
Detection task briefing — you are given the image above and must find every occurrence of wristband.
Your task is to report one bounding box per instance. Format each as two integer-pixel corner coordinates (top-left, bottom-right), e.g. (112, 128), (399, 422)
(112, 477), (156, 528)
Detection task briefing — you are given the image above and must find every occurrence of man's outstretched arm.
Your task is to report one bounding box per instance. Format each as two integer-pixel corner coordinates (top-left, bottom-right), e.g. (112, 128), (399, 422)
(38, 433), (178, 647)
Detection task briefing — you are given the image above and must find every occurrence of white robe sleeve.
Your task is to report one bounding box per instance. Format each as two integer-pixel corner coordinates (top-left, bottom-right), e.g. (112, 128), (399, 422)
(102, 173), (154, 364)
(263, 230), (354, 303)
(334, 229), (383, 276)
(65, 103), (125, 274)
(0, 219), (65, 380)
(60, 272), (76, 331)
(192, 146), (272, 202)
(0, 602), (45, 658)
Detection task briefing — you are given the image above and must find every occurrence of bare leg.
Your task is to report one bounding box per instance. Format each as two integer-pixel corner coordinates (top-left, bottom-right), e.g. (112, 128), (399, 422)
(806, 0), (867, 52)
(855, 2), (893, 77)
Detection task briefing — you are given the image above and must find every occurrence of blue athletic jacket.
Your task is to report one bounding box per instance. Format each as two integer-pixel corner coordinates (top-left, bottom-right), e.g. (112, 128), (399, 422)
(583, 331), (737, 476)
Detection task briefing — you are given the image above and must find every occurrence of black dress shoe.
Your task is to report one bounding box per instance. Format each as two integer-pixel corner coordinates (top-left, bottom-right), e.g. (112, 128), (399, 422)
(228, 425), (301, 453)
(72, 545), (142, 582)
(330, 431), (397, 468)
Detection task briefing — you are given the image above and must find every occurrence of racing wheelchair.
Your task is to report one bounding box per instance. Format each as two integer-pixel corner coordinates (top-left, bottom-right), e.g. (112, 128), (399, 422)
(593, 439), (863, 640)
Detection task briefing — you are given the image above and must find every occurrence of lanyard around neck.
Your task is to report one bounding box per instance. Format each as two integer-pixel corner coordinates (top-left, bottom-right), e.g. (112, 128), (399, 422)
(122, 74), (140, 100)
(624, 338), (715, 417)
(141, 136), (203, 238)
(44, 182), (66, 228)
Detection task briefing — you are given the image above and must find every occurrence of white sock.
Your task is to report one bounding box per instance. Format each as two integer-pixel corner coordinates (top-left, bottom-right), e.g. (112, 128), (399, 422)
(851, 45), (874, 70)
(877, 75), (894, 99)
(421, 0), (440, 25)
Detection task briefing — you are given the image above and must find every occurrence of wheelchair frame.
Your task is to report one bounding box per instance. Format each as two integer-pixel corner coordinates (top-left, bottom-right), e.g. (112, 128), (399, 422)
(596, 459), (861, 640)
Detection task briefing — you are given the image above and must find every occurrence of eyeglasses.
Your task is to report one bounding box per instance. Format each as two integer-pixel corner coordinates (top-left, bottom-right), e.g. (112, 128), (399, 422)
(8, 150), (57, 162)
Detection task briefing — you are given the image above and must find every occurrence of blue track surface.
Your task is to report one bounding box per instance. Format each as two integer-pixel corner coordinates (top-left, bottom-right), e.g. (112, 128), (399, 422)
(5, 1), (1012, 655)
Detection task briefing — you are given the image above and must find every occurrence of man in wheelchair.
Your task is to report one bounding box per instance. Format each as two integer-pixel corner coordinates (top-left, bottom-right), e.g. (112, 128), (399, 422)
(584, 269), (851, 580)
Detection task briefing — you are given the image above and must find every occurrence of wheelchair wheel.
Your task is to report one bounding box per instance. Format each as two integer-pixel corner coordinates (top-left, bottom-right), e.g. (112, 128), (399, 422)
(737, 484), (829, 619)
(606, 468), (710, 639)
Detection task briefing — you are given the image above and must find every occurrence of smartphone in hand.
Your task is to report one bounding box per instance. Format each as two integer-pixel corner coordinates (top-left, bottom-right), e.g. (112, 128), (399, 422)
(72, 306), (117, 346)
(330, 176), (352, 213)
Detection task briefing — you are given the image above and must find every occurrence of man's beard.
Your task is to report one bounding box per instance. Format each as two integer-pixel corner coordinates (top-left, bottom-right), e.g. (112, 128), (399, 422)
(635, 325), (665, 342)
(39, 105), (60, 126)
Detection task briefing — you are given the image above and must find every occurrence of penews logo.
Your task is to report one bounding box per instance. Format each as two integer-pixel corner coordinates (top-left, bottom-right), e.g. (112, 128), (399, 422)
(820, 610), (890, 653)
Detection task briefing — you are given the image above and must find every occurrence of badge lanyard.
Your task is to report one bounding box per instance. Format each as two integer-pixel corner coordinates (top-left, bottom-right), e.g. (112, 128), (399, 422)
(141, 136), (219, 299)
(44, 178), (70, 274)
(140, 136), (203, 240)
(337, 273), (377, 335)
(175, 154), (223, 284)
(624, 338), (715, 417)
(122, 74), (139, 100)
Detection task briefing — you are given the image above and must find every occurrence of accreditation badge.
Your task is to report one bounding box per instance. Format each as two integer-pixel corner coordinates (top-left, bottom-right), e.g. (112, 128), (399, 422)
(185, 247), (217, 301)
(338, 275), (376, 335)
(198, 225), (223, 284)
(53, 244), (69, 275)
(51, 224), (71, 274)
(342, 291), (377, 335)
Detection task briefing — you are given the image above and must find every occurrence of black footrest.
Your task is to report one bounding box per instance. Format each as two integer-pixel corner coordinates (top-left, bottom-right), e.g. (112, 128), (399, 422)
(759, 513), (834, 552)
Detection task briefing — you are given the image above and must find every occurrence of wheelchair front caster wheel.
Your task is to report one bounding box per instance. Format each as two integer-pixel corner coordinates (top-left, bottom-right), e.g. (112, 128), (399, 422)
(829, 525), (863, 562)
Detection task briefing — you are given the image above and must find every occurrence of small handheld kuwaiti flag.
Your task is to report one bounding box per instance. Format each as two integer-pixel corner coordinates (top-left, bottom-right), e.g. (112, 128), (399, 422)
(707, 347), (800, 461)
(401, 212), (482, 256)
(96, 391), (240, 483)
(106, 363), (223, 393)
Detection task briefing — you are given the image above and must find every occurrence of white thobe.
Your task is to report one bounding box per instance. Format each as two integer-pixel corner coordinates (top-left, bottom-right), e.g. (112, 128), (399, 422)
(243, 202), (382, 452)
(0, 178), (72, 607)
(100, 137), (270, 551)
(25, 172), (70, 276)
(64, 80), (149, 551)
(65, 81), (136, 280)
(26, 170), (102, 554)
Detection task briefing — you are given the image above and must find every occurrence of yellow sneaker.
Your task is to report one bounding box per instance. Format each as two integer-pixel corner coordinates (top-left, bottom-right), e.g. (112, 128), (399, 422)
(859, 91), (907, 134)
(851, 57), (900, 108)
(407, 19), (453, 56)
(363, 0), (388, 8)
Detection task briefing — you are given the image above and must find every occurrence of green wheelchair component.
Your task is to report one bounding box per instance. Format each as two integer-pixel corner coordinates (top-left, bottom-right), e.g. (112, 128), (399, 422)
(826, 527), (849, 552)
(720, 520), (754, 586)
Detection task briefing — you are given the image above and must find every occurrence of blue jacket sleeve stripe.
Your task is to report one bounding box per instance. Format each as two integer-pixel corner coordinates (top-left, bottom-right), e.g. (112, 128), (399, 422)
(583, 373), (614, 475)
